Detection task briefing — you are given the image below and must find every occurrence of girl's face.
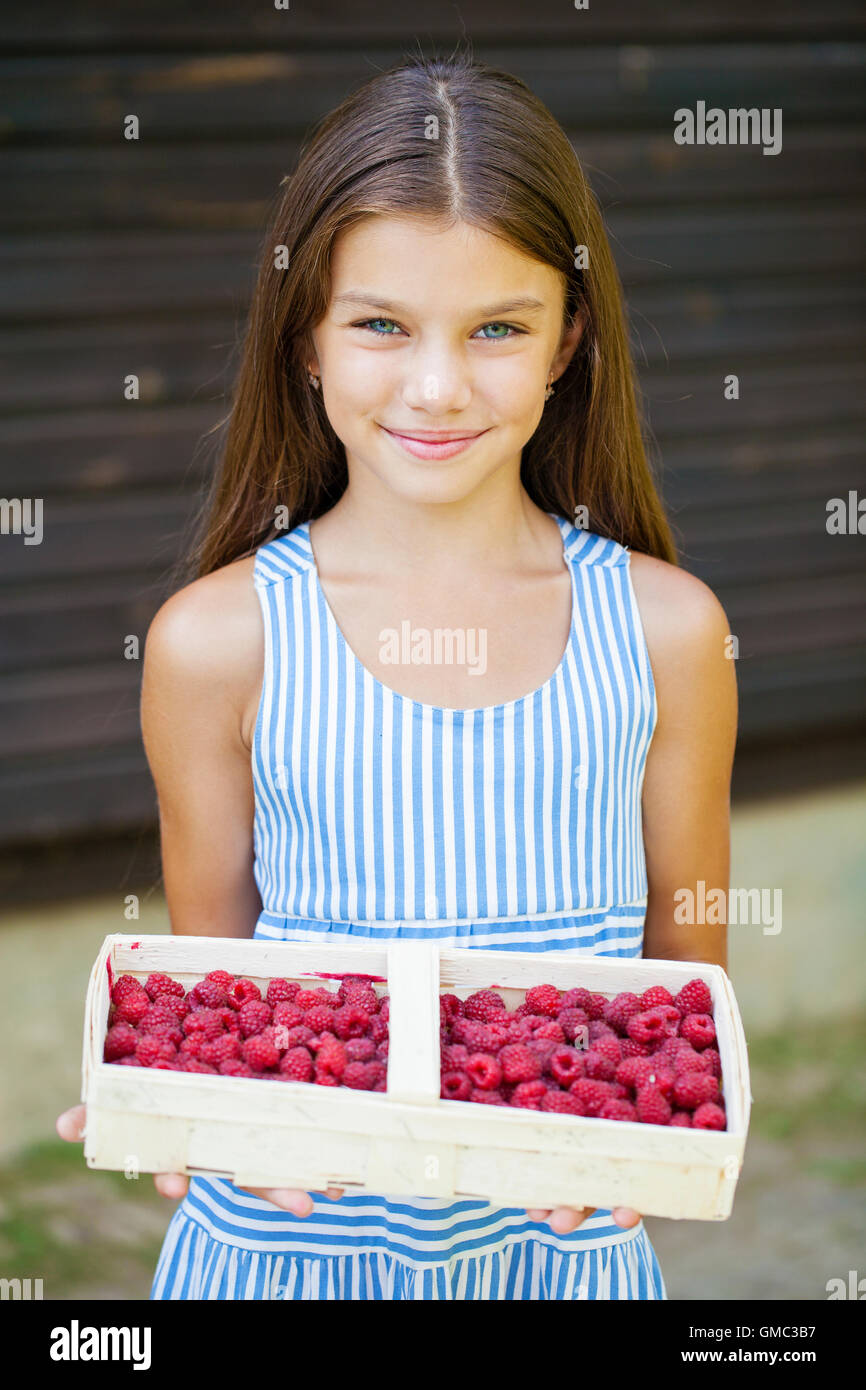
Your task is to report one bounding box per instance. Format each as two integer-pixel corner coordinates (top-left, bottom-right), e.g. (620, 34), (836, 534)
(307, 215), (584, 506)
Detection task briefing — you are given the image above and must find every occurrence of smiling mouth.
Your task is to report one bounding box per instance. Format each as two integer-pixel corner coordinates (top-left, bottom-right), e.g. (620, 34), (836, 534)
(380, 427), (488, 440)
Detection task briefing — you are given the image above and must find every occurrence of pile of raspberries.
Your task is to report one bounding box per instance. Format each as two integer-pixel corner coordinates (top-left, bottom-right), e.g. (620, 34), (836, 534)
(439, 979), (726, 1129)
(103, 970), (389, 1091)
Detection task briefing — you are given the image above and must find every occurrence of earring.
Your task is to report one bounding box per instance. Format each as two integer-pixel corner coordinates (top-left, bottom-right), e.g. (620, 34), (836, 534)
(308, 370), (321, 390)
(544, 374), (555, 401)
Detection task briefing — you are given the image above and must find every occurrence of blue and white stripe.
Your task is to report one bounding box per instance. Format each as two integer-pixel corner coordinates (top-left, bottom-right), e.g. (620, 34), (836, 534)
(150, 514), (665, 1300)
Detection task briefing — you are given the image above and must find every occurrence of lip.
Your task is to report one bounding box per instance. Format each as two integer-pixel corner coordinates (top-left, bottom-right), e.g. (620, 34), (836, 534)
(379, 425), (489, 460)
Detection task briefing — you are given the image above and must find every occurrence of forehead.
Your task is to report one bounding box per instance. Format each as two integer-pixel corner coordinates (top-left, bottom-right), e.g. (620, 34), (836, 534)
(328, 215), (564, 314)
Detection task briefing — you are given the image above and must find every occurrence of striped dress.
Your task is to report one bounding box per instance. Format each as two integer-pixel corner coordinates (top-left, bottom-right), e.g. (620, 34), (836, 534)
(150, 512), (667, 1300)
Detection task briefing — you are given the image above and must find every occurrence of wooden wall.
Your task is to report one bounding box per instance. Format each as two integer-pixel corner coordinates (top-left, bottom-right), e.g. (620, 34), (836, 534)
(1, 1), (864, 855)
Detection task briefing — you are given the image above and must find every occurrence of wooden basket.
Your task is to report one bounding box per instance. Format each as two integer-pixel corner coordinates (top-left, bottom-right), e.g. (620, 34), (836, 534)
(81, 934), (751, 1221)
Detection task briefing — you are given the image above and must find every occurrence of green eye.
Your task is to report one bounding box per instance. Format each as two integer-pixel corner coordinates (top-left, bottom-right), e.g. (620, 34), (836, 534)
(360, 318), (400, 335)
(477, 323), (515, 339)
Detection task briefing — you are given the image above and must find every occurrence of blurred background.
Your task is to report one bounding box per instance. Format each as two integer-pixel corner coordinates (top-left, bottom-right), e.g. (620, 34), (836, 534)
(0, 1), (864, 1300)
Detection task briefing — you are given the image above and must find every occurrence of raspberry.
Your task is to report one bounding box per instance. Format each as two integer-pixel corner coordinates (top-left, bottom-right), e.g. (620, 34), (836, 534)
(499, 1044), (542, 1084)
(524, 984), (562, 1018)
(557, 1007), (589, 1044)
(692, 1102), (726, 1130)
(587, 1019), (617, 1043)
(189, 979), (228, 1009)
(154, 992), (188, 1022)
(463, 989), (506, 1022)
(141, 1003), (181, 1034)
(366, 1061), (387, 1088)
(204, 970), (235, 992)
(200, 1034), (241, 1066)
(279, 1047), (313, 1082)
(449, 1017), (491, 1050)
(116, 1055), (143, 1066)
(547, 1046), (586, 1086)
(570, 1078), (616, 1116)
(339, 982), (379, 1014)
(670, 1110), (692, 1127)
(377, 996), (390, 1021)
(627, 1007), (680, 1045)
(541, 1090), (584, 1114)
(242, 1035), (280, 1070)
(228, 978), (262, 1009)
(114, 992), (150, 1026)
(672, 1073), (720, 1110)
(603, 992), (643, 1035)
(635, 1084), (672, 1125)
(674, 978), (713, 1017)
(375, 1040), (389, 1061)
(307, 1030), (336, 1054)
(441, 1071), (472, 1101)
(533, 1020), (565, 1043)
(615, 1056), (643, 1089)
(591, 1035), (622, 1063)
(560, 988), (606, 1020)
(219, 1059), (253, 1077)
(640, 985), (674, 1010)
(266, 978), (300, 1007)
(182, 1008), (225, 1042)
(619, 1037), (653, 1058)
(599, 1098), (638, 1122)
(181, 1059), (218, 1074)
(680, 1013), (716, 1050)
(218, 1007), (241, 1034)
(272, 1001), (304, 1029)
(342, 1061), (376, 1090)
(369, 1011), (389, 1045)
(332, 1004), (371, 1040)
(672, 1047), (714, 1077)
(483, 1021), (512, 1050)
(294, 989), (322, 1011)
(525, 1037), (560, 1070)
(179, 1035), (204, 1059)
(237, 1000), (272, 1037)
(345, 1037), (376, 1062)
(104, 1022), (139, 1061)
(703, 1047), (722, 1078)
(466, 1053), (503, 1090)
(439, 993), (463, 1020)
(144, 973), (184, 1001)
(584, 1049), (617, 1082)
(141, 1019), (181, 1047)
(510, 1081), (549, 1110)
(305, 1005), (337, 1034)
(111, 975), (147, 1005)
(316, 1037), (347, 1080)
(441, 1042), (470, 1070)
(135, 1036), (177, 1067)
(470, 1088), (507, 1105)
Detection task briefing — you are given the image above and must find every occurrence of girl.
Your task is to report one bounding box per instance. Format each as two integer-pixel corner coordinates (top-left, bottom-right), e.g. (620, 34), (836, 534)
(58, 47), (736, 1300)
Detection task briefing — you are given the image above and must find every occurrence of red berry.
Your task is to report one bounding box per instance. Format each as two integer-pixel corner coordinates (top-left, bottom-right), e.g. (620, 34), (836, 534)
(439, 993), (463, 1021)
(144, 973), (184, 1001)
(279, 1047), (313, 1082)
(499, 1043), (542, 1085)
(692, 1102), (726, 1130)
(470, 1088), (507, 1105)
(135, 1036), (177, 1067)
(181, 1059), (218, 1074)
(670, 1110), (692, 1127)
(237, 1000), (272, 1037)
(111, 975), (147, 1006)
(569, 1078), (616, 1116)
(441, 1071), (472, 1101)
(315, 1037), (348, 1080)
(332, 1004), (371, 1040)
(242, 1034), (280, 1070)
(104, 1022), (139, 1061)
(345, 1037), (376, 1062)
(219, 1059), (253, 1077)
(635, 1084), (672, 1126)
(189, 979), (228, 1009)
(465, 1053), (503, 1090)
(672, 1046), (714, 1077)
(200, 1034), (241, 1066)
(266, 978), (300, 1007)
(524, 984), (562, 1018)
(599, 1098), (638, 1122)
(548, 1046), (586, 1086)
(541, 1090), (584, 1114)
(229, 978), (262, 1009)
(680, 1013), (716, 1050)
(639, 985), (674, 1010)
(282, 1024), (315, 1047)
(674, 978), (713, 1017)
(272, 1001), (304, 1029)
(672, 1073), (720, 1110)
(627, 1007), (680, 1045)
(557, 1008), (590, 1045)
(182, 1008), (225, 1042)
(584, 1049), (617, 1082)
(114, 992), (150, 1025)
(510, 1080), (549, 1110)
(463, 989), (506, 1022)
(603, 992), (643, 1035)
(204, 970), (235, 991)
(703, 1047), (723, 1078)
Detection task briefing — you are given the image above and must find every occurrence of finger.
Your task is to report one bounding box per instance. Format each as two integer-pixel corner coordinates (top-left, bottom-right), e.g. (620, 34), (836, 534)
(525, 1209), (552, 1221)
(612, 1207), (641, 1229)
(55, 1105), (87, 1142)
(547, 1206), (590, 1234)
(251, 1188), (315, 1217)
(153, 1172), (189, 1200)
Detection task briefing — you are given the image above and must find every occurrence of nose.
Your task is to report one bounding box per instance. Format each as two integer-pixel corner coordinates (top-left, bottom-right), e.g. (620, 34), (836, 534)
(399, 344), (473, 413)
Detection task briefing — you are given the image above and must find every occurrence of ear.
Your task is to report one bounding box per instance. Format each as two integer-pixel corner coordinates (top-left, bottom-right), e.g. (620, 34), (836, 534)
(549, 310), (586, 383)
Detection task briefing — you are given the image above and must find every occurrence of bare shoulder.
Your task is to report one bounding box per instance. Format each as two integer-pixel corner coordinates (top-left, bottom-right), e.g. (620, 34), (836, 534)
(625, 547), (733, 656)
(143, 555), (262, 739)
(626, 550), (735, 694)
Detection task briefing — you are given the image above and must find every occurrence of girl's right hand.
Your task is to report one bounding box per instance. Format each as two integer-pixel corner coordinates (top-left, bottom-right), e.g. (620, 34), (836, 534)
(55, 1104), (343, 1216)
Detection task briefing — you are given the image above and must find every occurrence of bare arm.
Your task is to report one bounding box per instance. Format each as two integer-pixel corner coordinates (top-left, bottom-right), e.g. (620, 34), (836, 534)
(140, 558), (263, 938)
(631, 555), (738, 971)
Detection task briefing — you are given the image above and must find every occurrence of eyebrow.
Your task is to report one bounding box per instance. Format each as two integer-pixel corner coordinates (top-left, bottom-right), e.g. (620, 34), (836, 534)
(332, 292), (547, 316)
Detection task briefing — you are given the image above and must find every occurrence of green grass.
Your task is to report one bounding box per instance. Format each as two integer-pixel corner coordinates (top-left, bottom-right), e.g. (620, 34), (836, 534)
(747, 1012), (866, 1146)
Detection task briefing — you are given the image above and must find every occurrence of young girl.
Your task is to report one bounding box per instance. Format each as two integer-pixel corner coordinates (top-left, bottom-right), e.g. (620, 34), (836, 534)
(58, 48), (735, 1300)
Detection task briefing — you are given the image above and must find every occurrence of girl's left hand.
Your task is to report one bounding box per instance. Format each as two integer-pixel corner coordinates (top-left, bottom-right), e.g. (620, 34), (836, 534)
(524, 1205), (641, 1234)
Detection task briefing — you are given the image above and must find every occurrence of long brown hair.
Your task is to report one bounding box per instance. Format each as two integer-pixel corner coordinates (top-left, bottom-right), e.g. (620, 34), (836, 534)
(183, 44), (678, 583)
